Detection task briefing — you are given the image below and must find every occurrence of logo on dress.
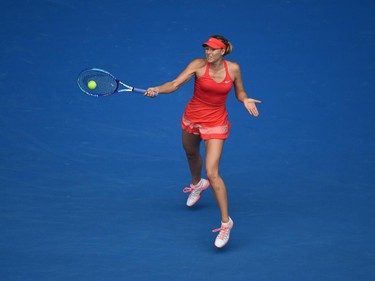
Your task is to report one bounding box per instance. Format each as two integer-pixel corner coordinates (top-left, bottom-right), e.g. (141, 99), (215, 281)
(224, 80), (231, 84)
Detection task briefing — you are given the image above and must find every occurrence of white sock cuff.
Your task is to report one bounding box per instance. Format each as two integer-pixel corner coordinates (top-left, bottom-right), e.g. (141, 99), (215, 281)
(195, 178), (203, 187)
(222, 217), (232, 226)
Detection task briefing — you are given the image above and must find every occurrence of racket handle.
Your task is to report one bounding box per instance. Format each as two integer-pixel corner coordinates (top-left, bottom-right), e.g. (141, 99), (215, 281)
(133, 87), (146, 94)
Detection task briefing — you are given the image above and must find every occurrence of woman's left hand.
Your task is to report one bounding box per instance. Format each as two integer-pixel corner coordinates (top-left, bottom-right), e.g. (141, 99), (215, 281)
(243, 98), (261, 117)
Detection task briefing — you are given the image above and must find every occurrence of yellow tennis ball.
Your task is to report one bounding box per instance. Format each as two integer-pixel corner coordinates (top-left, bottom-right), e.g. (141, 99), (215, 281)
(88, 80), (97, 90)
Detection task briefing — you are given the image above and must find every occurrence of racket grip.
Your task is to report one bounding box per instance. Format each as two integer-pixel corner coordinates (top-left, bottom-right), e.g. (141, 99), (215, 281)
(133, 87), (147, 94)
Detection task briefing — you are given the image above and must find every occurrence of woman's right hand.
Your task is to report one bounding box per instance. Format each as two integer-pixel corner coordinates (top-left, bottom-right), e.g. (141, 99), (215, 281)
(144, 87), (159, 98)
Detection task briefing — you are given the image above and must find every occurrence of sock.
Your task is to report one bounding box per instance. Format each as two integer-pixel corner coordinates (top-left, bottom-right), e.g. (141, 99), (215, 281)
(222, 217), (232, 227)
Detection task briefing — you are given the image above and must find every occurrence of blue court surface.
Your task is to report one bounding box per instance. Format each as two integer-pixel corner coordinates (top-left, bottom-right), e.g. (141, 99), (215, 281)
(1, 1), (374, 280)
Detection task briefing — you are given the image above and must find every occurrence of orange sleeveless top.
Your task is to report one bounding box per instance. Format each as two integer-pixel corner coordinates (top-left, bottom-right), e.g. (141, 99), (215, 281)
(183, 60), (233, 128)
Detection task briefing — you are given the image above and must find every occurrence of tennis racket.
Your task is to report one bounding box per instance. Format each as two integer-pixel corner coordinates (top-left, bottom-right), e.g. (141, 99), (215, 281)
(77, 68), (151, 97)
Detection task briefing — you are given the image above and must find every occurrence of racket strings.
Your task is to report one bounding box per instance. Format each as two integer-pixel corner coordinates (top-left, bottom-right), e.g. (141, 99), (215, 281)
(77, 70), (118, 96)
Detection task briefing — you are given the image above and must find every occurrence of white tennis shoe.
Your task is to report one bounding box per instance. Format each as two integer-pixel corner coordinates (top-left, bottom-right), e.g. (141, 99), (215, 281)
(183, 178), (210, 207)
(212, 217), (234, 248)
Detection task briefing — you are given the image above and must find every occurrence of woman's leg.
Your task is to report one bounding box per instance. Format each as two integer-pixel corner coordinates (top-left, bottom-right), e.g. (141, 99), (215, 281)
(204, 139), (229, 223)
(182, 130), (203, 185)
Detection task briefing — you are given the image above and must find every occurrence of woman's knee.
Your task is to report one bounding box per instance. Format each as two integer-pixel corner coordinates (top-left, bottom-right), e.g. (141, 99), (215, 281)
(185, 150), (200, 161)
(206, 167), (220, 183)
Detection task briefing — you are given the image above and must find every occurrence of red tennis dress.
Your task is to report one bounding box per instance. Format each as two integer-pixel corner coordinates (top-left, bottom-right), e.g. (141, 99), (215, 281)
(181, 60), (233, 140)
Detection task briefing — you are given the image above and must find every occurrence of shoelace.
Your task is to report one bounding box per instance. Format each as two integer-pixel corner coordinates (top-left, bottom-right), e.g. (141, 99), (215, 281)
(212, 226), (230, 240)
(183, 184), (199, 193)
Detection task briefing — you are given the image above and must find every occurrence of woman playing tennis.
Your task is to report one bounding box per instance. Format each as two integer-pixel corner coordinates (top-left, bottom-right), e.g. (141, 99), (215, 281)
(145, 35), (261, 248)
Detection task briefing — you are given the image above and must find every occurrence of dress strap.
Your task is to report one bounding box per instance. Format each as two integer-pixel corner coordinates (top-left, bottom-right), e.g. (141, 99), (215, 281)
(223, 60), (232, 82)
(204, 62), (211, 76)
(223, 60), (229, 73)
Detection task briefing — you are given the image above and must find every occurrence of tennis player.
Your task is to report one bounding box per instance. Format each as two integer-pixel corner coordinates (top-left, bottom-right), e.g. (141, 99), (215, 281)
(145, 35), (261, 248)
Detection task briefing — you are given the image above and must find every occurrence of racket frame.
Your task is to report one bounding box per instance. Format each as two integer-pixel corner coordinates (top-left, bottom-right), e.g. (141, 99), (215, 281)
(77, 68), (147, 97)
